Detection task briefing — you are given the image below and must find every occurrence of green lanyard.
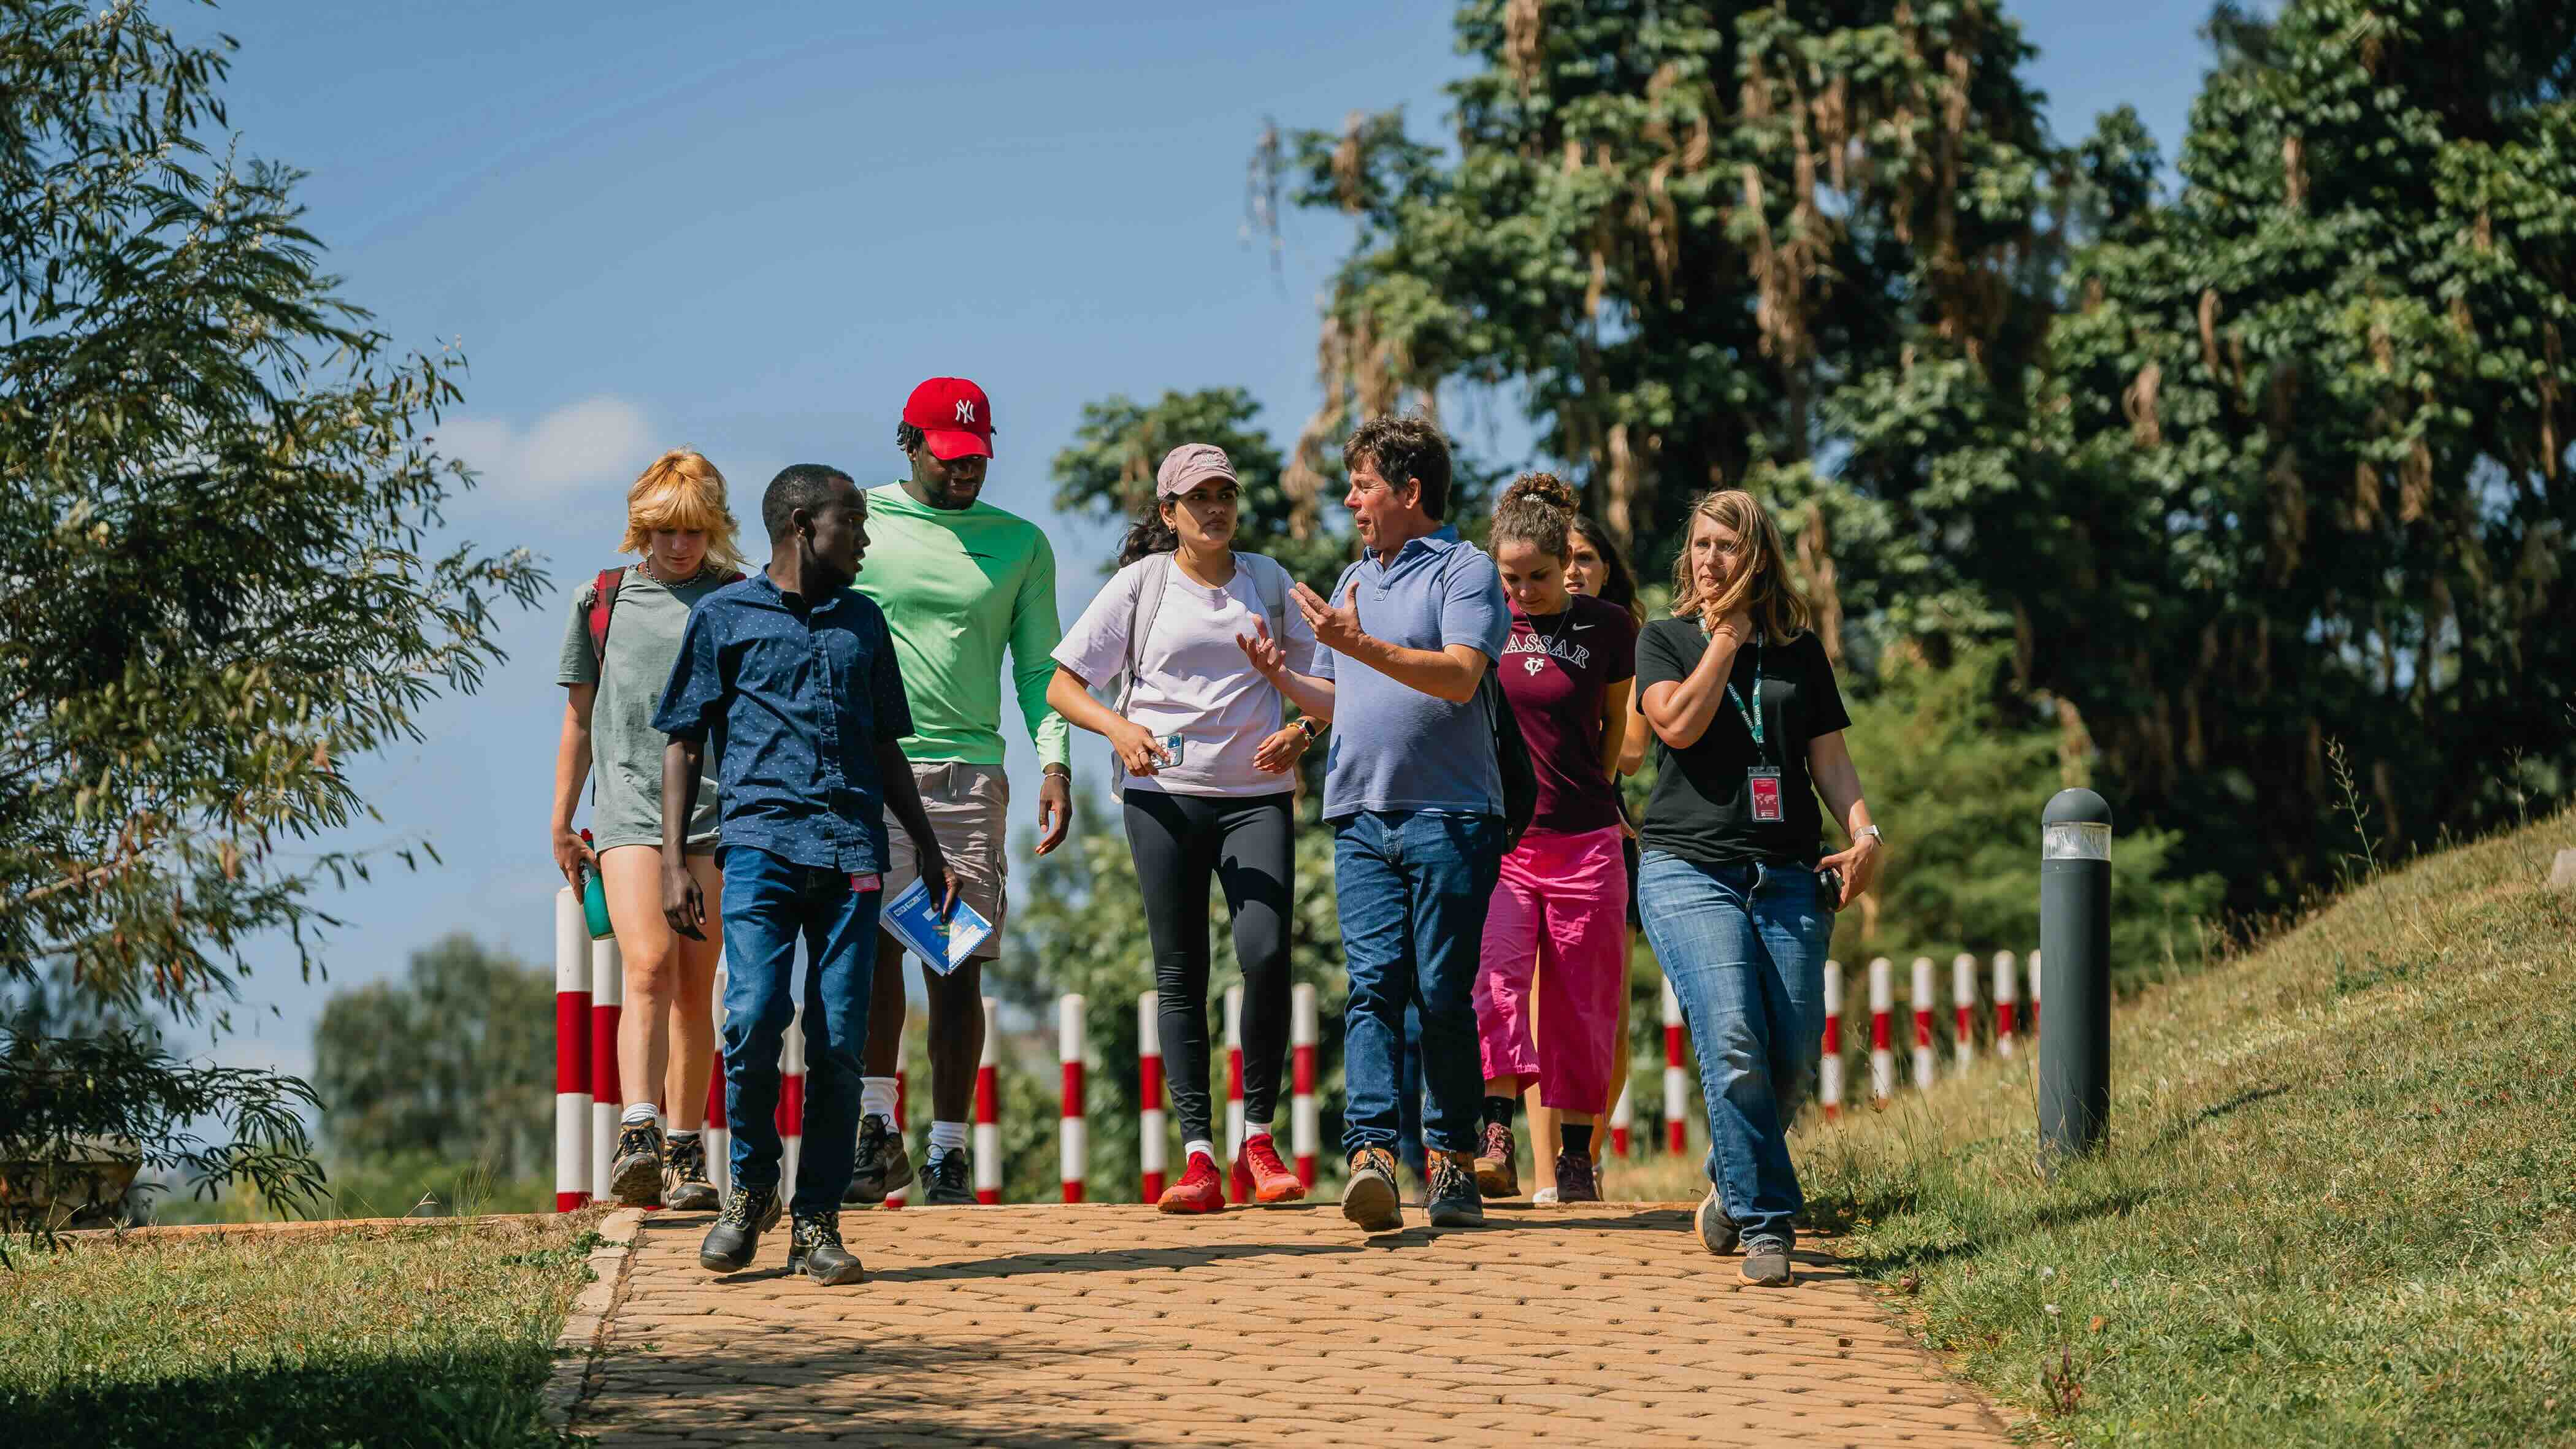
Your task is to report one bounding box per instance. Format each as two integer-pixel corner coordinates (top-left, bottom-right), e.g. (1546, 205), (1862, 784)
(1723, 632), (1765, 757)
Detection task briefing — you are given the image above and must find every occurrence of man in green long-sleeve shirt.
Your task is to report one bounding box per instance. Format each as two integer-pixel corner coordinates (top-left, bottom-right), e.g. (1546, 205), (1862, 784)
(846, 376), (1073, 1206)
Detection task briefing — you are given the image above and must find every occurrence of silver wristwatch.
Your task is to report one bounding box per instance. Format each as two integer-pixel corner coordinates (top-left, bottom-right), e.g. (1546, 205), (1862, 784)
(1857, 825), (1884, 845)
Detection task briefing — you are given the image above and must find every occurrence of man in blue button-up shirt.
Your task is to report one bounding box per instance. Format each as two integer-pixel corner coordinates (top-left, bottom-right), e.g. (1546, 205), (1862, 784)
(654, 464), (956, 1287)
(1238, 416), (1511, 1236)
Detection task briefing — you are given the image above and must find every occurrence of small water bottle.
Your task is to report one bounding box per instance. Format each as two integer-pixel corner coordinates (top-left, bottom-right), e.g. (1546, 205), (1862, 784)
(577, 828), (613, 939)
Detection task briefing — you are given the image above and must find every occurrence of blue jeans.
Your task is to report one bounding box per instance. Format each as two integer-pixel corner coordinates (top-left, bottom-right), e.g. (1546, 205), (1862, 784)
(1635, 852), (1832, 1247)
(1334, 811), (1506, 1157)
(719, 845), (882, 1216)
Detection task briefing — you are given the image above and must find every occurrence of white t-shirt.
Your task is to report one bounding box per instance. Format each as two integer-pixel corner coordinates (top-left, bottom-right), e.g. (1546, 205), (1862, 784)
(1052, 553), (1320, 798)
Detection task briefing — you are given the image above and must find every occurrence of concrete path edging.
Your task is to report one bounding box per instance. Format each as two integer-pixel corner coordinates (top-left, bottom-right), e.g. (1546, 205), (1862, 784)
(543, 1206), (644, 1434)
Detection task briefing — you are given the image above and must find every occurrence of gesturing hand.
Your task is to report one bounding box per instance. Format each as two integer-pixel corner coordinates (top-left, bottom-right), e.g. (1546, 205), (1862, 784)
(1106, 717), (1171, 777)
(1292, 581), (1366, 656)
(1235, 619), (1288, 679)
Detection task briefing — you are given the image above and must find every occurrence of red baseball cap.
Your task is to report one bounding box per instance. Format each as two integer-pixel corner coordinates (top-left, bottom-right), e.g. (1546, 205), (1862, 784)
(902, 377), (995, 459)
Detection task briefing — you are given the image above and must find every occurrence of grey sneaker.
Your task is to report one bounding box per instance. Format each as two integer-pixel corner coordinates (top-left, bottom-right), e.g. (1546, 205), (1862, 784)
(921, 1146), (975, 1206)
(608, 1120), (664, 1207)
(845, 1115), (914, 1205)
(1339, 1146), (1403, 1233)
(1696, 1186), (1740, 1255)
(698, 1180), (780, 1272)
(786, 1212), (864, 1286)
(1740, 1237), (1794, 1287)
(1552, 1149), (1600, 1204)
(1425, 1152), (1485, 1228)
(661, 1133), (719, 1211)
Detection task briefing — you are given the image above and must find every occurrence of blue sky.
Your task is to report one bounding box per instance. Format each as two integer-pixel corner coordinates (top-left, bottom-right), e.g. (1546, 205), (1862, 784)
(171, 0), (2217, 1081)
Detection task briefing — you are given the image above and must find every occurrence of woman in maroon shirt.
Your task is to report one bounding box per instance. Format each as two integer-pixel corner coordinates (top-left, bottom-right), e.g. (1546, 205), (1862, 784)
(1470, 475), (1638, 1204)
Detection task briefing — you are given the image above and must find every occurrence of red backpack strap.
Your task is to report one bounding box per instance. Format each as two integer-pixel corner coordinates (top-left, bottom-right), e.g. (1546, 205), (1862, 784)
(585, 567), (626, 668)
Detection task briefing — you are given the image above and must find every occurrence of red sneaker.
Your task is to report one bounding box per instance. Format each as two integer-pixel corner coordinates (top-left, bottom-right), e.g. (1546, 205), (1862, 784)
(1242, 1133), (1305, 1203)
(1156, 1152), (1225, 1214)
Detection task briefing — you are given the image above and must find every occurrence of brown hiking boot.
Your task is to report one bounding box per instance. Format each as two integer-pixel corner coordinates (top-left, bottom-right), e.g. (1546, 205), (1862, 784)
(1340, 1146), (1402, 1233)
(1472, 1120), (1519, 1198)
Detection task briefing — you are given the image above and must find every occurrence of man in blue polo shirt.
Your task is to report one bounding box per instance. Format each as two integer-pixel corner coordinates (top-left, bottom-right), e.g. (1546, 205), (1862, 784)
(655, 464), (957, 1286)
(1238, 415), (1509, 1233)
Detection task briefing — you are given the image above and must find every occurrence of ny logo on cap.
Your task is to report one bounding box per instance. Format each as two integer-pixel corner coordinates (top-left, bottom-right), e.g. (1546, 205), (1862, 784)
(955, 400), (977, 425)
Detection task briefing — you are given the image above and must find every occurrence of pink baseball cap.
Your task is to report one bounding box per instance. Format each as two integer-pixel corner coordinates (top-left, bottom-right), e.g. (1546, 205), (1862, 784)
(1156, 443), (1238, 500)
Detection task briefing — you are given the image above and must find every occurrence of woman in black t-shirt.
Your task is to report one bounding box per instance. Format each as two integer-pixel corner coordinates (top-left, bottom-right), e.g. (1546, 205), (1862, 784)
(1634, 489), (1885, 1288)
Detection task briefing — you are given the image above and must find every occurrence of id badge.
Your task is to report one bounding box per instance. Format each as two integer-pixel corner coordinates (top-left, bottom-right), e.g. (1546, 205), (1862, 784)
(1747, 767), (1785, 823)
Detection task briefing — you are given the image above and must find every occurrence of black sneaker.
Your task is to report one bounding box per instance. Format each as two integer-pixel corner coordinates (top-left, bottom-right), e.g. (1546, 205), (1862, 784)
(1740, 1237), (1794, 1287)
(921, 1145), (975, 1205)
(699, 1180), (780, 1272)
(1425, 1152), (1485, 1228)
(786, 1212), (865, 1286)
(609, 1120), (664, 1207)
(1696, 1185), (1741, 1256)
(1553, 1149), (1600, 1204)
(1340, 1146), (1402, 1233)
(662, 1133), (718, 1211)
(845, 1115), (914, 1205)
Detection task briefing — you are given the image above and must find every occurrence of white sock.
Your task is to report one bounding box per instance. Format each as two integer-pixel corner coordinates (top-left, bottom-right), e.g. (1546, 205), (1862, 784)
(1184, 1139), (1217, 1165)
(929, 1120), (968, 1157)
(1244, 1122), (1273, 1142)
(621, 1101), (659, 1126)
(668, 1128), (699, 1143)
(861, 1076), (898, 1124)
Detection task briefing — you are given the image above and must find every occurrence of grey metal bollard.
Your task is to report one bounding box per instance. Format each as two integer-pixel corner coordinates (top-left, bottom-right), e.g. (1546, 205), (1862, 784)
(2038, 789), (2112, 1171)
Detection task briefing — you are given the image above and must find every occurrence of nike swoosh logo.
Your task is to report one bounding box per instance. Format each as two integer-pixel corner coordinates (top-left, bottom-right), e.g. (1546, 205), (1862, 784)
(1570, 622), (1592, 632)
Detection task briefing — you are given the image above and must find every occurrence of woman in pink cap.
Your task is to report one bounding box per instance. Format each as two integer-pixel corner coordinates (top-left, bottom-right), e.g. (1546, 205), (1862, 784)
(1046, 444), (1322, 1212)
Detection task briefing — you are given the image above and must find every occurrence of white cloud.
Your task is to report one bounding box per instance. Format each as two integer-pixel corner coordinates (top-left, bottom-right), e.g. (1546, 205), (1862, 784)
(437, 395), (654, 500)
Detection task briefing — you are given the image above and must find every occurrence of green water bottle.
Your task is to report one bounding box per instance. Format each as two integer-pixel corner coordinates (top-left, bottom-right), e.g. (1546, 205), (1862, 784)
(578, 828), (613, 940)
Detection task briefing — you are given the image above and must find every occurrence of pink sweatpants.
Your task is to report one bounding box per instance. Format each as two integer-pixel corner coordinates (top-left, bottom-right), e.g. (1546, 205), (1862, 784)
(1474, 824), (1628, 1112)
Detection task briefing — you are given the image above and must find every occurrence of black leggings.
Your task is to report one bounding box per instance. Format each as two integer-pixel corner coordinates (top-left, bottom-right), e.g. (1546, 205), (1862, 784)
(1124, 790), (1294, 1146)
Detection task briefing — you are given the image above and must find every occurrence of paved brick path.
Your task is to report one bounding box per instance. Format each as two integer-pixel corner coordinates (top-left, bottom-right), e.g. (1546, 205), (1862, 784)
(564, 1202), (2007, 1447)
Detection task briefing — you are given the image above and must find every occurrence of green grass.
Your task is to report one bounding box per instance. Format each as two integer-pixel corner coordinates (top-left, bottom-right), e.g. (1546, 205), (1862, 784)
(1782, 806), (2576, 1445)
(1, 1212), (602, 1448)
(149, 1151), (553, 1225)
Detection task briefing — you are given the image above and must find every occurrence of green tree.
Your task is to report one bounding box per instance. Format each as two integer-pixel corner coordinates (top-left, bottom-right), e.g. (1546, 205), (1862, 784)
(0, 1), (542, 1228)
(1933, 0), (2576, 901)
(311, 936), (553, 1180)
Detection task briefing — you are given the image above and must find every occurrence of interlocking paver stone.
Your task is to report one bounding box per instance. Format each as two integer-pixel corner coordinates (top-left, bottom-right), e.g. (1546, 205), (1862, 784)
(564, 1202), (2008, 1447)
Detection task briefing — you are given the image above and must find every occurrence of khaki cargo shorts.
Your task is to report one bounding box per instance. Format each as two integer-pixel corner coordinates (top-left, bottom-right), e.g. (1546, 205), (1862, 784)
(880, 760), (1008, 959)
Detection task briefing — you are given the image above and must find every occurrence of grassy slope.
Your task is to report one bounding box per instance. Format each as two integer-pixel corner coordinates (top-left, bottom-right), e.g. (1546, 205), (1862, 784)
(1777, 808), (2576, 1445)
(1, 1213), (600, 1448)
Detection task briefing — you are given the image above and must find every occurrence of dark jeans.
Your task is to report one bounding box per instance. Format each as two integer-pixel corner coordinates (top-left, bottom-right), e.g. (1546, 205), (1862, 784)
(1333, 809), (1506, 1157)
(1124, 790), (1294, 1146)
(719, 844), (881, 1216)
(1635, 852), (1831, 1247)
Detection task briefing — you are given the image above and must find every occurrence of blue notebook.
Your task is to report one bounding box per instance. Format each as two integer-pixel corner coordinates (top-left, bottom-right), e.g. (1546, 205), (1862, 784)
(881, 877), (993, 976)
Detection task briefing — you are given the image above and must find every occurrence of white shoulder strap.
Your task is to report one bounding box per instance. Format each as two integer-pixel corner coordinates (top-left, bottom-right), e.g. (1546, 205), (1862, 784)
(1243, 552), (1290, 642)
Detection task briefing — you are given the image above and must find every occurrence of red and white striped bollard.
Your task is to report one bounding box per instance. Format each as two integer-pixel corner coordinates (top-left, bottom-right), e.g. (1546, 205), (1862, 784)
(1868, 957), (1895, 1106)
(705, 962), (728, 1206)
(776, 1007), (805, 1191)
(1819, 960), (1843, 1122)
(1609, 1080), (1633, 1157)
(2028, 950), (2043, 1040)
(973, 995), (1002, 1203)
(589, 934), (622, 1202)
(1058, 993), (1087, 1204)
(1993, 950), (2018, 1058)
(1137, 990), (1165, 1202)
(1911, 956), (1936, 1090)
(1290, 982), (1319, 1187)
(553, 889), (591, 1211)
(1224, 983), (1251, 1204)
(1953, 952), (1977, 1067)
(1661, 978), (1686, 1154)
